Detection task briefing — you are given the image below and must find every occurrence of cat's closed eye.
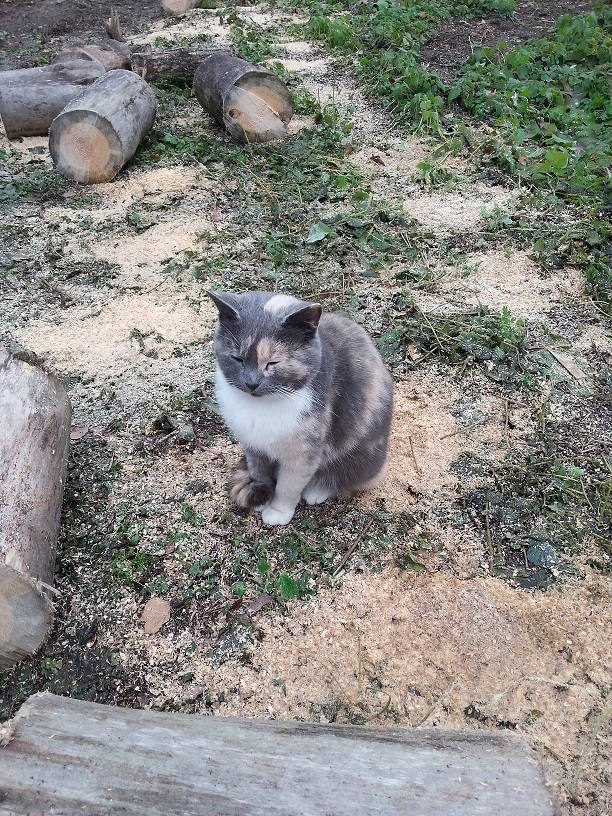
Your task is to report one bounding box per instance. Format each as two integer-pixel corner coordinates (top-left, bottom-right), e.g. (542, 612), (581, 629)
(231, 355), (243, 363)
(265, 361), (280, 370)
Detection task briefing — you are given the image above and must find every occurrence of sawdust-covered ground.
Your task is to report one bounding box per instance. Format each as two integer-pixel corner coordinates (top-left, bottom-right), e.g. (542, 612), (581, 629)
(1, 2), (611, 814)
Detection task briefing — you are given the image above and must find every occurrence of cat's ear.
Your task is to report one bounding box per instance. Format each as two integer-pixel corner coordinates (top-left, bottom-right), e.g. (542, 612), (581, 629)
(282, 302), (322, 334)
(208, 291), (239, 322)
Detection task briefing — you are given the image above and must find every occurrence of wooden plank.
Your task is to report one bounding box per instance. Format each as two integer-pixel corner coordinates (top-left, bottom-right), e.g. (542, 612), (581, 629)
(0, 693), (556, 815)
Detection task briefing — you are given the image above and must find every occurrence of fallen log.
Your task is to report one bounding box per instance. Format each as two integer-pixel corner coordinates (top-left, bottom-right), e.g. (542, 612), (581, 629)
(194, 51), (294, 143)
(0, 350), (71, 671)
(0, 60), (105, 139)
(131, 47), (228, 83)
(0, 692), (555, 815)
(52, 40), (132, 72)
(49, 69), (157, 184)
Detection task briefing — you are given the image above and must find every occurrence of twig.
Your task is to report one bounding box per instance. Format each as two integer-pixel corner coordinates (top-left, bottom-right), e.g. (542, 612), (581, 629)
(483, 502), (494, 560)
(332, 518), (374, 578)
(408, 436), (422, 475)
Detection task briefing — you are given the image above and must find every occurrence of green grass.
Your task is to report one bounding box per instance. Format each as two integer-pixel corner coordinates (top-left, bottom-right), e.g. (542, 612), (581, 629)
(450, 7), (612, 311)
(294, 0), (515, 131)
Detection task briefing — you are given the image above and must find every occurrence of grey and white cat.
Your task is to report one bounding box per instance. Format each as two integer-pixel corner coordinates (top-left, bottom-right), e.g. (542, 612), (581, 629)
(209, 290), (393, 526)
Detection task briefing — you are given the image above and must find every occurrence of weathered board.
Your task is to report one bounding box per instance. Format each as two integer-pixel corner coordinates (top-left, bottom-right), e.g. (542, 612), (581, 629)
(0, 692), (556, 815)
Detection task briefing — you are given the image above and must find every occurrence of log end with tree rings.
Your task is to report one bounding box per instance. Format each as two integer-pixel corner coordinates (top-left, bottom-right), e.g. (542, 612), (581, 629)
(193, 53), (294, 143)
(49, 69), (157, 184)
(51, 110), (125, 184)
(0, 348), (71, 670)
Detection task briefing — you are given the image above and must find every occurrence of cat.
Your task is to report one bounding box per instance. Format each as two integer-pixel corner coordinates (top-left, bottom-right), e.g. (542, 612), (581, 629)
(209, 290), (393, 526)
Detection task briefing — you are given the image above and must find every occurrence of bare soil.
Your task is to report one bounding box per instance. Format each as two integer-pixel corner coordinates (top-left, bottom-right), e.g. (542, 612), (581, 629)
(0, 2), (610, 815)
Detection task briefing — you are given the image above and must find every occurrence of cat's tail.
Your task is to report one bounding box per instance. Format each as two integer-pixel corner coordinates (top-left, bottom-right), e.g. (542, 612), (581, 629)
(230, 456), (274, 509)
(348, 456), (389, 495)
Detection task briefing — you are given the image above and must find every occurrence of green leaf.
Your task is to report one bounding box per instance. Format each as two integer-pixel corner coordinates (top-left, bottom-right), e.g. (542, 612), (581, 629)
(278, 573), (299, 599)
(231, 581), (246, 598)
(448, 87), (461, 103)
(306, 222), (335, 243)
(257, 557), (270, 576)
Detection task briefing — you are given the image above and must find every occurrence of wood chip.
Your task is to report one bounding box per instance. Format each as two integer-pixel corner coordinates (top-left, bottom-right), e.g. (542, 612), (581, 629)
(141, 598), (171, 634)
(70, 425), (89, 440)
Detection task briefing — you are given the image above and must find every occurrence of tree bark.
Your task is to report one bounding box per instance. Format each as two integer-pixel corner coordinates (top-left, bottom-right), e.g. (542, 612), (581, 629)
(52, 41), (132, 72)
(131, 47), (228, 83)
(0, 692), (555, 816)
(193, 52), (294, 143)
(0, 60), (106, 139)
(0, 351), (71, 671)
(48, 69), (157, 184)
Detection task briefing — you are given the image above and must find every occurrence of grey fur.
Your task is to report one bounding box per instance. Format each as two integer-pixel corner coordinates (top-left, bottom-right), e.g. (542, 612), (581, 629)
(210, 290), (393, 524)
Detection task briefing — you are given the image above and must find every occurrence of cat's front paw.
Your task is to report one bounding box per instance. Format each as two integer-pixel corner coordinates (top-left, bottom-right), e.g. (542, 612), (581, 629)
(260, 504), (296, 526)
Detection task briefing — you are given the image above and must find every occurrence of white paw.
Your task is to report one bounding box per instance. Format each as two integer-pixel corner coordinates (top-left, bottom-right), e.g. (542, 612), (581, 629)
(260, 504), (296, 526)
(302, 484), (333, 505)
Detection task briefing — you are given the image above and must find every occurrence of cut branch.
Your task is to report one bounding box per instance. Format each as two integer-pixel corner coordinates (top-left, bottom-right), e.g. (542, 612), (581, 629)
(131, 47), (228, 83)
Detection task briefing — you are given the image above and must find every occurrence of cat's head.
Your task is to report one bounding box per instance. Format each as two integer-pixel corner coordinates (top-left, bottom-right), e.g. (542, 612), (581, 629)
(209, 291), (323, 397)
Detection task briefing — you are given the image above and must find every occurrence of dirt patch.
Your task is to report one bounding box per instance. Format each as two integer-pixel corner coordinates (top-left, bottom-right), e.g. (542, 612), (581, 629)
(421, 0), (596, 83)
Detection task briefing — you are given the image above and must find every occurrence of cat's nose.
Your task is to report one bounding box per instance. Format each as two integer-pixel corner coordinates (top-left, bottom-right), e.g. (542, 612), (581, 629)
(246, 382), (259, 393)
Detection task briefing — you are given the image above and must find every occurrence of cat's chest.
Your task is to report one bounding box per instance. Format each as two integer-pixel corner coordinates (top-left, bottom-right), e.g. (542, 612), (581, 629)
(215, 367), (312, 452)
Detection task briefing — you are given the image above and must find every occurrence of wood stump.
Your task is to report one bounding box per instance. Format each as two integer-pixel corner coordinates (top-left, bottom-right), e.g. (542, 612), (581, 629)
(49, 69), (157, 184)
(193, 52), (294, 143)
(0, 60), (106, 139)
(0, 350), (71, 671)
(0, 692), (556, 815)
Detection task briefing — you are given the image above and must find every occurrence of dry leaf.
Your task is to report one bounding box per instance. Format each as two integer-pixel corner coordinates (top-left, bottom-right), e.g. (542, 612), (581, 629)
(141, 598), (171, 634)
(370, 154), (386, 166)
(70, 425), (89, 440)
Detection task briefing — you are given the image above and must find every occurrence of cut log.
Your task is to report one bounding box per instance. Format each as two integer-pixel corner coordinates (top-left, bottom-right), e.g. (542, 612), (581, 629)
(193, 52), (294, 143)
(0, 350), (71, 671)
(49, 69), (157, 184)
(131, 47), (228, 83)
(52, 41), (132, 72)
(0, 60), (105, 140)
(162, 0), (201, 15)
(0, 692), (556, 816)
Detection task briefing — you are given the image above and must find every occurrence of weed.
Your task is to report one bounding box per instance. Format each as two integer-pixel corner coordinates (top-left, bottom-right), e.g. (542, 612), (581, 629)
(377, 297), (530, 386)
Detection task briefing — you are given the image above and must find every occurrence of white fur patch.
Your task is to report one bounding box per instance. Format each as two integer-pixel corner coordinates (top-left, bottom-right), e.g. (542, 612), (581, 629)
(263, 294), (299, 315)
(215, 367), (312, 453)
